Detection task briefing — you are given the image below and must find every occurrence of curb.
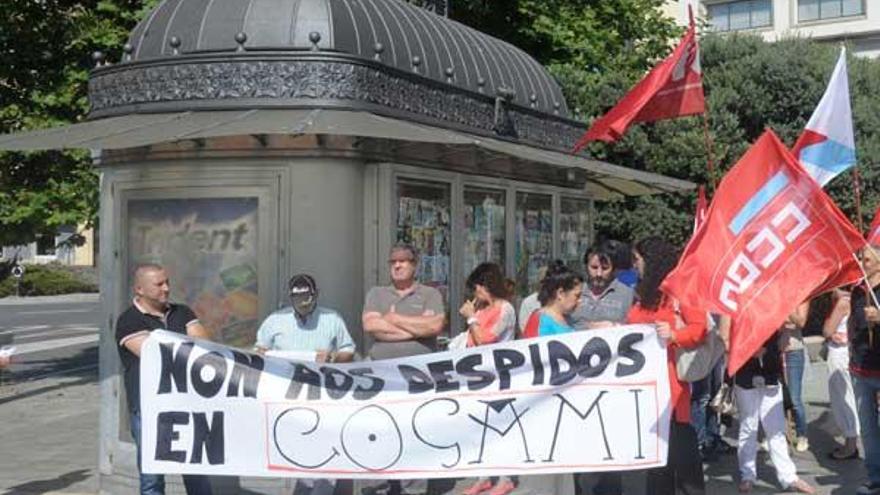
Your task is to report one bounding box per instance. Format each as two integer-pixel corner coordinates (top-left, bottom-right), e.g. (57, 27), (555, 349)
(0, 293), (100, 306)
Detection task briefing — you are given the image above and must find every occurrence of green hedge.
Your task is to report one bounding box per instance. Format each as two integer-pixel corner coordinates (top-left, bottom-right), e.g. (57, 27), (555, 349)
(0, 263), (98, 297)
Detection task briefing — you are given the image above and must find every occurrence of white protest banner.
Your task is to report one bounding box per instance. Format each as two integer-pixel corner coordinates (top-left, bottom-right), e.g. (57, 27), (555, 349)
(140, 324), (671, 479)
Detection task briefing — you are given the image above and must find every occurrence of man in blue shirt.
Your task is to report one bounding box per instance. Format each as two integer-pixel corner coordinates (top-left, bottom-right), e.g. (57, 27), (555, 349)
(255, 273), (354, 363)
(255, 273), (354, 495)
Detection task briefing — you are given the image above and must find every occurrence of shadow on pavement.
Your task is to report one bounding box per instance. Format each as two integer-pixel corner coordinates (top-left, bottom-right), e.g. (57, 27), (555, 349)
(806, 407), (865, 494)
(0, 372), (96, 406)
(0, 468), (92, 494)
(10, 345), (99, 382)
(0, 344), (98, 390)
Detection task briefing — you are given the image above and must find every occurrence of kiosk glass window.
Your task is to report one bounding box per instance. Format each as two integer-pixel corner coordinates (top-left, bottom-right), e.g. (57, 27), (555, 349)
(127, 197), (260, 347)
(560, 198), (592, 271)
(395, 180), (452, 301)
(515, 192), (552, 297)
(463, 187), (506, 279)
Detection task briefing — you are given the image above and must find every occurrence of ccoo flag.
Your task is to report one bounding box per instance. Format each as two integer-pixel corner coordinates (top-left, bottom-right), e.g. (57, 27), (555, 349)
(868, 205), (880, 246)
(662, 130), (865, 375)
(571, 11), (704, 151)
(792, 48), (856, 187)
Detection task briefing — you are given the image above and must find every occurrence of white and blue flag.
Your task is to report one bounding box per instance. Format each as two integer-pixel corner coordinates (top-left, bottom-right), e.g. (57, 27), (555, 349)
(792, 47), (856, 187)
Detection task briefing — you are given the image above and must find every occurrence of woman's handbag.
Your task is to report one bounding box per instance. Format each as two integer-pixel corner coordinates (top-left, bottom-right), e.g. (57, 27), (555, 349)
(675, 330), (725, 382)
(710, 381), (737, 416)
(672, 303), (725, 382)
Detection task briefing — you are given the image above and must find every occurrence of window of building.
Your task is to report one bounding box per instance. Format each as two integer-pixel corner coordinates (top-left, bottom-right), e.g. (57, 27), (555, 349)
(707, 0), (772, 31)
(36, 234), (57, 256)
(798, 0), (864, 22)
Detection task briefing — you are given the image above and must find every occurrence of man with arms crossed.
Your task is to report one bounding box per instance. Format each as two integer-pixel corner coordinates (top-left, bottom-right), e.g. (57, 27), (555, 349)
(115, 263), (214, 495)
(362, 244), (445, 495)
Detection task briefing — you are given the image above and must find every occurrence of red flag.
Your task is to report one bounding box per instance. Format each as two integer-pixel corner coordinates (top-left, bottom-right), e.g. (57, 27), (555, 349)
(868, 205), (880, 246)
(693, 185), (709, 233)
(662, 130), (865, 375)
(572, 15), (705, 151)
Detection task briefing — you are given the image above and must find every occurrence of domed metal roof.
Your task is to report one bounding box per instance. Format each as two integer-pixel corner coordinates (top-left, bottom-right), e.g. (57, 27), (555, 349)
(125, 0), (567, 115)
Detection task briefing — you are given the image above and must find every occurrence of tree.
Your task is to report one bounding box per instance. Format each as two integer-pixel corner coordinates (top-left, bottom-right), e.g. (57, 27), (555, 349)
(0, 0), (158, 247)
(581, 35), (880, 245)
(452, 1), (682, 119)
(454, 4), (880, 247)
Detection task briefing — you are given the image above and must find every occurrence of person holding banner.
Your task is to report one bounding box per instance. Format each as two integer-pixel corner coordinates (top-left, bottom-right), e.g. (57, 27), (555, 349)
(730, 331), (815, 494)
(459, 262), (520, 495)
(115, 263), (214, 495)
(522, 261), (583, 338)
(255, 273), (355, 495)
(569, 241), (634, 332)
(624, 237), (706, 495)
(848, 247), (880, 495)
(254, 274), (355, 364)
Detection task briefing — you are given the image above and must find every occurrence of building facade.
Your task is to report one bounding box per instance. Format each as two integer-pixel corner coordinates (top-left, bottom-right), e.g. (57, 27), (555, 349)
(667, 0), (880, 57)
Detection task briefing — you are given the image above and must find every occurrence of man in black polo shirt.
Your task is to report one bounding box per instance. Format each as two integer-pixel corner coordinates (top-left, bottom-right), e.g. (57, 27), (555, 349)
(116, 263), (213, 495)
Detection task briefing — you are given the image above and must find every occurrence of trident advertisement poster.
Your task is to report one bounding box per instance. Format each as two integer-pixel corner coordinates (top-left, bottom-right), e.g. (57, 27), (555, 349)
(127, 197), (259, 347)
(140, 325), (671, 479)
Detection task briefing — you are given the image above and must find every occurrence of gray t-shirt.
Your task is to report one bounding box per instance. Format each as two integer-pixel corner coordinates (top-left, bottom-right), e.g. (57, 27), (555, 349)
(568, 279), (634, 330)
(364, 283), (445, 360)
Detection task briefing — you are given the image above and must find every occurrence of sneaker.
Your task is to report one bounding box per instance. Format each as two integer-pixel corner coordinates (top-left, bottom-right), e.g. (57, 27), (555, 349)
(785, 478), (815, 494)
(462, 480), (494, 495)
(737, 480), (753, 493)
(795, 436), (810, 452)
(828, 447), (859, 460)
(487, 480), (517, 495)
(856, 481), (880, 495)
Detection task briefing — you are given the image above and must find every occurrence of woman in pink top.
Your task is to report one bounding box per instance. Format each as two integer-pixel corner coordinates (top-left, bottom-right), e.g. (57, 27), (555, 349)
(459, 262), (518, 495)
(460, 262), (517, 348)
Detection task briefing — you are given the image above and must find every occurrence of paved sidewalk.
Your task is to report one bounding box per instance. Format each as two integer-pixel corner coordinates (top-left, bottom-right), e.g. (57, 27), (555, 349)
(0, 293), (99, 306)
(0, 372), (99, 494)
(0, 354), (870, 494)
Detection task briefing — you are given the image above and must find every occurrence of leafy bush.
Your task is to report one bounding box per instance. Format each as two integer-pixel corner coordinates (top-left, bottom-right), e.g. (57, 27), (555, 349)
(0, 263), (97, 297)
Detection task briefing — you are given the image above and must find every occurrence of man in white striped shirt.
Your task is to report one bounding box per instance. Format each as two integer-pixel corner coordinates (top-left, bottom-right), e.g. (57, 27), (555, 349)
(254, 273), (355, 364)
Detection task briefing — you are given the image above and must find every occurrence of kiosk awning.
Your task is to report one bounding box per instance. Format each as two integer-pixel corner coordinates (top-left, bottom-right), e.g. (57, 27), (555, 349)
(0, 109), (693, 199)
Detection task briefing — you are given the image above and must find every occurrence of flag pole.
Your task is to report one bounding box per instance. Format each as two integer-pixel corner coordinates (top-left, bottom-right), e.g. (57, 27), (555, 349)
(689, 5), (718, 193)
(701, 112), (717, 192)
(853, 166), (865, 232)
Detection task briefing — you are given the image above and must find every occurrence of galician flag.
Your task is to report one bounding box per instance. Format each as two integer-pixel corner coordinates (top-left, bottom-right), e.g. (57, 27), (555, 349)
(792, 48), (856, 187)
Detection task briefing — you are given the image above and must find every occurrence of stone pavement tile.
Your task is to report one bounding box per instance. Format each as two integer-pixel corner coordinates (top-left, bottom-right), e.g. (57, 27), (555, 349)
(0, 377), (98, 494)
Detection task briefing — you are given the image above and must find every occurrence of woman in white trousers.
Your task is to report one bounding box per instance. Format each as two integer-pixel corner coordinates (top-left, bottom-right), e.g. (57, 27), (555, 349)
(731, 329), (814, 493)
(824, 289), (860, 459)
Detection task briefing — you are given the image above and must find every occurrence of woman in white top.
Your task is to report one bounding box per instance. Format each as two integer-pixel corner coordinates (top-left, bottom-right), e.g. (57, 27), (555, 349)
(824, 288), (860, 460)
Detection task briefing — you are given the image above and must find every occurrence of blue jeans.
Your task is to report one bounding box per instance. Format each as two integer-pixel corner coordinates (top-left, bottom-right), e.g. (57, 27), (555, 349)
(690, 357), (723, 449)
(130, 411), (213, 495)
(785, 349), (807, 437)
(853, 375), (880, 484)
